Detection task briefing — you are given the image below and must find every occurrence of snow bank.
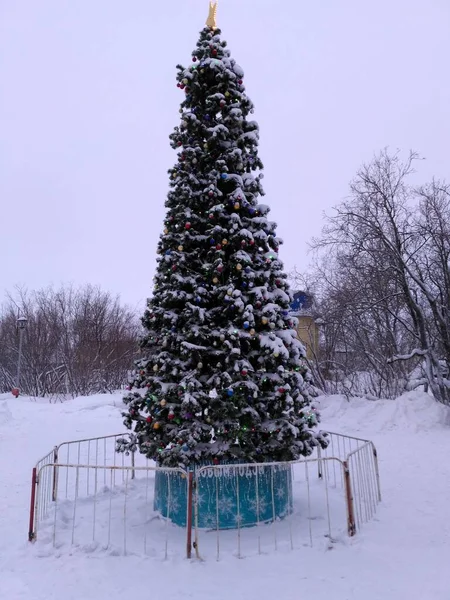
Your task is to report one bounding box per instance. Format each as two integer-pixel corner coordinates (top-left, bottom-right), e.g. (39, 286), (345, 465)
(318, 390), (450, 434)
(0, 400), (12, 424)
(61, 392), (123, 414)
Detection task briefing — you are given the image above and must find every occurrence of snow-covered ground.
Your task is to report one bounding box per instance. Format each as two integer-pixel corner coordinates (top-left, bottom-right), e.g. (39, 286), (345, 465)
(1, 389), (450, 600)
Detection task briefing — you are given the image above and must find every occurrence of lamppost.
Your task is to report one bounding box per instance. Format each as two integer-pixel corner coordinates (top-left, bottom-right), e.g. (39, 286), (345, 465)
(12, 316), (28, 397)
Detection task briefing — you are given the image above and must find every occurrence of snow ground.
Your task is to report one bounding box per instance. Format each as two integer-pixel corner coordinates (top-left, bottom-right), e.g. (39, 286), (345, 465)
(1, 390), (450, 600)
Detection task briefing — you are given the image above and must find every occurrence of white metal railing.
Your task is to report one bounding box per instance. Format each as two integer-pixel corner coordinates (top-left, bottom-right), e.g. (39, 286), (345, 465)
(193, 456), (348, 560)
(347, 441), (381, 530)
(28, 430), (381, 559)
(29, 433), (148, 542)
(33, 463), (189, 558)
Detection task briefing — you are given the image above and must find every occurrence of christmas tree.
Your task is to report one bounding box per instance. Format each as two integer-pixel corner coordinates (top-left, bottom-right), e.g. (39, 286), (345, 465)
(120, 6), (328, 469)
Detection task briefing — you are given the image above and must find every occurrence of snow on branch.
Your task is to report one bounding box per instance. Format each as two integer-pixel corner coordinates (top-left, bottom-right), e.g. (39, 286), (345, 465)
(387, 349), (428, 364)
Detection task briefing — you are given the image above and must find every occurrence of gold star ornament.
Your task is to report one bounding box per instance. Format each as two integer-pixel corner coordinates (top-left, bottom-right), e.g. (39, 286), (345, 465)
(206, 1), (218, 30)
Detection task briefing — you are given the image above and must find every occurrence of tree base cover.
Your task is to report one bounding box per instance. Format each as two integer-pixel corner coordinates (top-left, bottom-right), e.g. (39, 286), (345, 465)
(154, 462), (293, 529)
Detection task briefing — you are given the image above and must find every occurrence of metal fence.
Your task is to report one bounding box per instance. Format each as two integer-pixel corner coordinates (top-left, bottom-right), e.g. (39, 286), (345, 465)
(28, 431), (381, 559)
(192, 456), (348, 560)
(32, 463), (190, 559)
(317, 432), (381, 534)
(29, 434), (151, 542)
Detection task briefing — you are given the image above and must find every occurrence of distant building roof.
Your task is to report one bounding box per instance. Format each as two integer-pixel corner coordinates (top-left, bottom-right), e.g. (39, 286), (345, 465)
(289, 291), (314, 315)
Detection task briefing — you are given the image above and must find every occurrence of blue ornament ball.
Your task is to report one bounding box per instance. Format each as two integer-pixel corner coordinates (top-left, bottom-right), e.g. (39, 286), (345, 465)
(182, 444), (189, 452)
(227, 389), (234, 397)
(221, 173), (228, 180)
(243, 321), (250, 329)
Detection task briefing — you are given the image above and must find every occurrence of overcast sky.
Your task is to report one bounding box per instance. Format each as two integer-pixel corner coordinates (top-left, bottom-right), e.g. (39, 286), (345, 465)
(1, 0), (449, 310)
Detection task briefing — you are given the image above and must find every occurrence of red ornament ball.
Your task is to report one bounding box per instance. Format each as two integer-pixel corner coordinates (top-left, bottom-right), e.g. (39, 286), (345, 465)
(213, 457), (219, 465)
(168, 413), (175, 420)
(146, 416), (152, 423)
(185, 222), (191, 230)
(241, 369), (248, 376)
(192, 56), (197, 62)
(249, 239), (255, 246)
(212, 49), (217, 56)
(171, 265), (177, 271)
(278, 387), (286, 394)
(217, 264), (224, 273)
(238, 79), (243, 84)
(216, 244), (222, 251)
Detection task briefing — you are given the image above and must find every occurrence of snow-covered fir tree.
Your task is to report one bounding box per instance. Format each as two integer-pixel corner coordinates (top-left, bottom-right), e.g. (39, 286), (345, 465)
(119, 22), (328, 468)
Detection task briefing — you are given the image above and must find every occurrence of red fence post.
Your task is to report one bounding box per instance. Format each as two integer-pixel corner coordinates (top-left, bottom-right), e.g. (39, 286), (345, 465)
(186, 472), (194, 559)
(343, 460), (356, 536)
(28, 467), (37, 542)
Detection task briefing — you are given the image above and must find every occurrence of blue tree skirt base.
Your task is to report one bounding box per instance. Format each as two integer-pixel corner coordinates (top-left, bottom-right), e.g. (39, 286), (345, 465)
(154, 463), (293, 530)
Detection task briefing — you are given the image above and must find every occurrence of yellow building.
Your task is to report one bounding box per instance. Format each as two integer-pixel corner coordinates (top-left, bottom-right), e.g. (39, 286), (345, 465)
(296, 315), (320, 359)
(289, 291), (320, 360)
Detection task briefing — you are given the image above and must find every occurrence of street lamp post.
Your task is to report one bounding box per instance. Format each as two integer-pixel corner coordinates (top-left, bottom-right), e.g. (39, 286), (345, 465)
(12, 316), (28, 397)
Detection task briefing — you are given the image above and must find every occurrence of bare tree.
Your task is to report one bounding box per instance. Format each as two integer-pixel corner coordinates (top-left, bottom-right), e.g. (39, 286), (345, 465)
(0, 284), (140, 399)
(298, 150), (450, 404)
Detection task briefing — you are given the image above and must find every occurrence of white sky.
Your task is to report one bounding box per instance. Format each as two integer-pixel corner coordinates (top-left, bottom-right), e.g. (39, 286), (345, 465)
(1, 0), (449, 310)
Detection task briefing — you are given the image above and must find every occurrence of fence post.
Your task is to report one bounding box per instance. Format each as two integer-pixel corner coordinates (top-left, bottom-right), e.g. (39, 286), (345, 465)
(28, 467), (37, 542)
(186, 472), (194, 559)
(317, 446), (323, 479)
(343, 460), (356, 536)
(52, 446), (58, 501)
(371, 445), (382, 502)
(131, 451), (135, 480)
